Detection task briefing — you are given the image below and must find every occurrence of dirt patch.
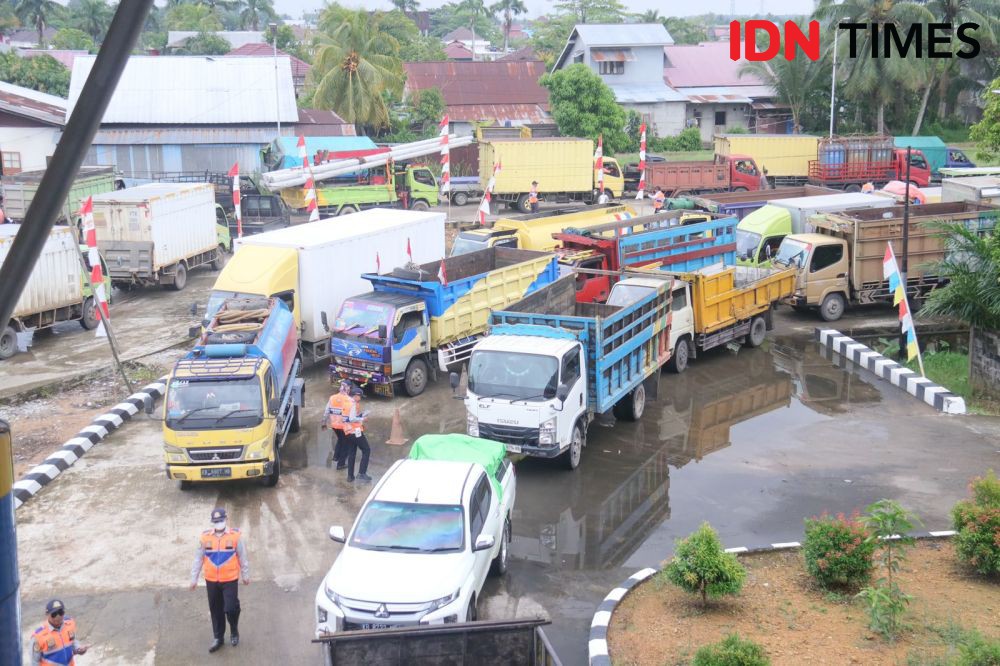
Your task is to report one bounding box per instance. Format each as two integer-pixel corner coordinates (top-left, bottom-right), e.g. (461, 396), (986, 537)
(609, 541), (999, 665)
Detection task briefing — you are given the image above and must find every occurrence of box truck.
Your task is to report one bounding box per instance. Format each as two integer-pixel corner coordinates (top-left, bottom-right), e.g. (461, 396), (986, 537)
(208, 209), (446, 362)
(715, 134), (821, 183)
(942, 176), (1000, 205)
(686, 185), (839, 221)
(2, 166), (119, 223)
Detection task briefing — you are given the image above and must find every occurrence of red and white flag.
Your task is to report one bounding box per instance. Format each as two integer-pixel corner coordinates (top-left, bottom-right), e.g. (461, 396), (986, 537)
(80, 196), (109, 338)
(636, 124), (647, 200)
(406, 237), (413, 262)
(228, 162), (243, 237)
(477, 159), (502, 226)
(438, 258), (448, 286)
(439, 115), (450, 194)
(298, 136), (320, 222)
(376, 252), (381, 273)
(595, 135), (604, 194)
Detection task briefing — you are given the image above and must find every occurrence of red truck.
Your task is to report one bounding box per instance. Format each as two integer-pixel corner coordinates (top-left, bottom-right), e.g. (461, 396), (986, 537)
(635, 155), (763, 197)
(808, 136), (932, 190)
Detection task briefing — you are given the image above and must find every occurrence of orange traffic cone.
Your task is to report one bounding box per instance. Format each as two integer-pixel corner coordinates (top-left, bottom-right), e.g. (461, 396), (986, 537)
(385, 407), (408, 446)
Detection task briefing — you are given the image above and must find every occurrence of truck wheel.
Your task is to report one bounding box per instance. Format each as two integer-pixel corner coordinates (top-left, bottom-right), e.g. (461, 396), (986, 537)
(211, 245), (227, 271)
(748, 316), (767, 347)
(489, 518), (510, 577)
(733, 186), (748, 192)
(666, 337), (690, 374)
(0, 326), (17, 360)
(465, 595), (477, 622)
(289, 404), (301, 433)
(338, 205), (358, 216)
(80, 297), (99, 330)
(844, 184), (862, 193)
(562, 421), (585, 470)
(263, 440), (281, 487)
(820, 293), (846, 322)
(516, 193), (531, 213)
(618, 384), (646, 422)
(410, 200), (430, 211)
(170, 262), (187, 291)
(403, 358), (429, 397)
(452, 192), (469, 206)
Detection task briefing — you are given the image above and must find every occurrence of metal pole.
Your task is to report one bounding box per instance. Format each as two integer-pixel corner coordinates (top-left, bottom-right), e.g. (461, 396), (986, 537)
(0, 420), (20, 666)
(271, 23), (281, 136)
(898, 147), (912, 362)
(829, 26), (838, 138)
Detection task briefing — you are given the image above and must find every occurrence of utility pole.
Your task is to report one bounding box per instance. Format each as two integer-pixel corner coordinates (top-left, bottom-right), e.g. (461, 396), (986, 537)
(829, 25), (838, 137)
(270, 23), (281, 136)
(899, 147), (912, 362)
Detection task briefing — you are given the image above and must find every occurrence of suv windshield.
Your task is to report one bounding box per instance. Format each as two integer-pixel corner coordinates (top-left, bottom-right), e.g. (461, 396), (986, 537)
(736, 230), (762, 261)
(774, 238), (810, 268)
(351, 501), (464, 553)
(334, 300), (392, 341)
(469, 350), (558, 401)
(165, 377), (263, 430)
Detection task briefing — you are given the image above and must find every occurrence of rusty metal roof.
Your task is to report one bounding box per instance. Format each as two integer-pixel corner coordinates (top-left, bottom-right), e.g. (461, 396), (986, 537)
(0, 81), (66, 125)
(227, 43), (310, 79)
(680, 87), (753, 104)
(448, 104), (549, 123)
(403, 61), (549, 107)
(444, 41), (473, 60)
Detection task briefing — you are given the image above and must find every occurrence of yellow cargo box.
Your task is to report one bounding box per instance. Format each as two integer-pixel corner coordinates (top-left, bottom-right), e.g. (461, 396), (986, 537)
(679, 264), (797, 335)
(480, 138), (595, 195)
(715, 134), (820, 178)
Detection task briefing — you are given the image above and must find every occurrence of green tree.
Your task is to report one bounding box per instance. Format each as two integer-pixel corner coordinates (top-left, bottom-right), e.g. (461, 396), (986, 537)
(662, 16), (708, 44)
(530, 12), (577, 68)
(14, 0), (64, 48)
(922, 222), (1000, 329)
(51, 27), (94, 50)
(662, 523), (747, 608)
(429, 2), (499, 44)
(0, 52), (70, 96)
(0, 4), (20, 35)
(311, 13), (404, 131)
(317, 2), (356, 34)
(265, 23), (312, 62)
(457, 0), (494, 61)
(166, 4), (223, 32)
(391, 0), (421, 12)
(67, 0), (113, 44)
(175, 31), (231, 55)
(924, 0), (998, 120)
(970, 77), (1000, 162)
(239, 0), (275, 31)
(540, 63), (631, 153)
(492, 0), (526, 52)
(412, 87), (445, 132)
(554, 0), (626, 24)
(634, 9), (659, 22)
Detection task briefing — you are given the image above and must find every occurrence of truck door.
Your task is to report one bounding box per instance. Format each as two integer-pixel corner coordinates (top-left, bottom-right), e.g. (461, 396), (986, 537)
(669, 283), (693, 353)
(903, 151), (931, 186)
(390, 306), (428, 376)
(575, 255), (608, 302)
(560, 346), (585, 413)
(805, 242), (848, 305)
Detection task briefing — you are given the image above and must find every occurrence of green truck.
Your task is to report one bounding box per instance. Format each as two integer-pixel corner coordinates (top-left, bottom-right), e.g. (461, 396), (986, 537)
(277, 163), (439, 216)
(1, 166), (120, 223)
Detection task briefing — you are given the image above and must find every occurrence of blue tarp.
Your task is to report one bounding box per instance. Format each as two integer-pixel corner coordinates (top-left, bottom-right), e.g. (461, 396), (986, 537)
(263, 136), (378, 170)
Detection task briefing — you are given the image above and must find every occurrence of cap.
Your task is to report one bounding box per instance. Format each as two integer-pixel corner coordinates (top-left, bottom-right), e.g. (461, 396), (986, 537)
(349, 387), (363, 397)
(210, 508), (227, 522)
(45, 599), (64, 614)
(339, 379), (353, 392)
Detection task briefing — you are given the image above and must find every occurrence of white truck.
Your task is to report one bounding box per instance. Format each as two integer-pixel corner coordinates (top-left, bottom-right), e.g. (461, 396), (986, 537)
(91, 182), (225, 290)
(316, 435), (515, 636)
(207, 209), (446, 362)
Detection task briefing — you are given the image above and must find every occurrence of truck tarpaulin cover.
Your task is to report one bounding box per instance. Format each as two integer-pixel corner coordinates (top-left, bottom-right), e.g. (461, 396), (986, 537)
(250, 299), (298, 384)
(408, 434), (506, 500)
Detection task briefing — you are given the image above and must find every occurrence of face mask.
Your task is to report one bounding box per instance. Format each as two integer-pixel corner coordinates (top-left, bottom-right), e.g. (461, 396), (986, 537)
(213, 521), (226, 532)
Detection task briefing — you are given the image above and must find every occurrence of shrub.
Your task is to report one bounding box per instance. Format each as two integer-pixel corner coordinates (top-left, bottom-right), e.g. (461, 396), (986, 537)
(662, 522), (746, 607)
(952, 470), (1000, 576)
(958, 630), (1000, 666)
(692, 633), (770, 666)
(803, 512), (876, 590)
(857, 499), (920, 639)
(650, 127), (703, 153)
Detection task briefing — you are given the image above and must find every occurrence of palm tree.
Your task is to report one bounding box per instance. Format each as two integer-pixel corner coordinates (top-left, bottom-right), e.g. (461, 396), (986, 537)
(636, 9), (660, 22)
(458, 0), (493, 61)
(311, 13), (404, 131)
(70, 0), (114, 44)
(922, 223), (1000, 331)
(238, 0), (275, 31)
(815, 0), (933, 134)
(391, 0), (421, 12)
(491, 0), (526, 52)
(14, 0), (62, 48)
(923, 0), (998, 120)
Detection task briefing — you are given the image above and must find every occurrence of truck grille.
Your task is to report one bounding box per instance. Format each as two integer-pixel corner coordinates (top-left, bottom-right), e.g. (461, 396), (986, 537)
(477, 423), (539, 447)
(187, 446), (243, 462)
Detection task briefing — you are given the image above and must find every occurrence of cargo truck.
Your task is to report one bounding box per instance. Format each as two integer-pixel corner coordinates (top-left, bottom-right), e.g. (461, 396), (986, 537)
(684, 185), (839, 221)
(152, 172), (292, 237)
(90, 183), (225, 291)
(330, 248), (560, 398)
(775, 202), (1000, 321)
(0, 225), (111, 359)
(459, 274), (673, 470)
(736, 193), (896, 268)
(450, 204), (637, 256)
(479, 138), (624, 213)
(278, 163), (439, 216)
(893, 137), (975, 175)
(445, 175), (484, 206)
(715, 134), (821, 184)
(208, 209), (446, 362)
(942, 176), (1000, 206)
(638, 155), (763, 197)
(158, 297), (304, 488)
(1, 166), (120, 223)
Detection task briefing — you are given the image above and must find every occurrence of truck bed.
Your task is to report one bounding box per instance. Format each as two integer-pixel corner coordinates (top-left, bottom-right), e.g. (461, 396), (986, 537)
(672, 264), (796, 335)
(645, 161), (729, 193)
(692, 185), (838, 210)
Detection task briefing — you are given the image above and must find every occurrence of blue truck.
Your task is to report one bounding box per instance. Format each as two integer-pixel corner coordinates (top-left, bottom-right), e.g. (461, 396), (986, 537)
(460, 274), (673, 469)
(329, 247), (560, 398)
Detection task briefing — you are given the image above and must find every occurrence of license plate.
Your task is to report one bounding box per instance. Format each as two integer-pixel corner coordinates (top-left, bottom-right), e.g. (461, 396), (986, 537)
(506, 444), (522, 454)
(201, 467), (231, 478)
(361, 623), (392, 630)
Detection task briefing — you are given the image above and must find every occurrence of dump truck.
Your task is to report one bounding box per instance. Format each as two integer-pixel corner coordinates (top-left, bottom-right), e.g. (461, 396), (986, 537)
(90, 183), (225, 290)
(0, 225), (111, 359)
(1, 166), (120, 223)
(479, 138), (624, 213)
(331, 247), (559, 398)
(278, 163), (439, 216)
(461, 274), (672, 470)
(159, 297), (305, 488)
(638, 155), (763, 197)
(736, 193), (896, 268)
(775, 202), (1000, 321)
(450, 204), (637, 256)
(684, 185), (839, 221)
(209, 209), (445, 362)
(942, 176), (1000, 206)
(555, 213), (737, 303)
(894, 136), (976, 175)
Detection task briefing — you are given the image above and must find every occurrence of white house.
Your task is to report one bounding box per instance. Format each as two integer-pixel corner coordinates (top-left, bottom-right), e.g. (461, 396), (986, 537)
(552, 24), (687, 138)
(0, 81), (66, 174)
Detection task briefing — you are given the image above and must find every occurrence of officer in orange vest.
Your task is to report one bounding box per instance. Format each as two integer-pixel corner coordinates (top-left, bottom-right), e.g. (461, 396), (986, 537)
(343, 387), (372, 483)
(529, 181), (539, 213)
(31, 599), (89, 666)
(190, 508), (250, 653)
(652, 188), (666, 213)
(323, 380), (353, 470)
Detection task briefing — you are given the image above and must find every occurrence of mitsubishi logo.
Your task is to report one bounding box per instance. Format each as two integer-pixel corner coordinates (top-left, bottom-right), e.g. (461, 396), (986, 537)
(212, 454), (220, 461)
(374, 604), (389, 619)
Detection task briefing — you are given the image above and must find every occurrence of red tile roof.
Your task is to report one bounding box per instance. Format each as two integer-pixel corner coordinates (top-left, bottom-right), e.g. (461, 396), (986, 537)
(444, 41), (473, 60)
(663, 41), (766, 89)
(498, 46), (539, 62)
(227, 43), (310, 79)
(403, 61), (550, 123)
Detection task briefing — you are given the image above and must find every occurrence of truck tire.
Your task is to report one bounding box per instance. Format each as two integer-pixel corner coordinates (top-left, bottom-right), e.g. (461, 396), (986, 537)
(844, 184), (862, 193)
(410, 200), (430, 211)
(211, 245), (227, 271)
(732, 186), (748, 192)
(0, 326), (17, 360)
(666, 337), (690, 374)
(615, 384), (645, 422)
(80, 297), (99, 330)
(263, 440), (281, 487)
(338, 205), (358, 216)
(170, 262), (187, 291)
(489, 518), (510, 577)
(748, 316), (767, 347)
(403, 358), (429, 397)
(289, 404), (301, 434)
(452, 192), (469, 206)
(562, 421), (585, 470)
(516, 193), (531, 213)
(820, 293), (846, 322)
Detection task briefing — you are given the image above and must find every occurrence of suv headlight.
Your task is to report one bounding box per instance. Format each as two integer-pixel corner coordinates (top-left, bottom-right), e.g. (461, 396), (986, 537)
(324, 582), (341, 606)
(539, 417), (556, 446)
(430, 589), (460, 611)
(466, 414), (479, 437)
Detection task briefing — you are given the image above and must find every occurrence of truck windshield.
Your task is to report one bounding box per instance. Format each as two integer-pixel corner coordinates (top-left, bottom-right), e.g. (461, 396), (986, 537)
(774, 239), (810, 269)
(205, 290), (258, 324)
(737, 230), (762, 261)
(606, 284), (654, 307)
(165, 378), (263, 430)
(351, 501), (464, 553)
(450, 234), (488, 257)
(334, 300), (392, 341)
(469, 350), (558, 401)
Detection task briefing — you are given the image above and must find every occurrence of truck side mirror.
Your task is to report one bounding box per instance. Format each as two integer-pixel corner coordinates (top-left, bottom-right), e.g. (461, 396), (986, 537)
(473, 534), (495, 552)
(378, 325), (387, 340)
(766, 244), (773, 259)
(556, 384), (571, 404)
(268, 398), (280, 415)
(321, 311), (329, 332)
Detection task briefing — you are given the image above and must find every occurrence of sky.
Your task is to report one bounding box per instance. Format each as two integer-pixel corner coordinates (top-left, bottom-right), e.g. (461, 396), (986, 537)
(272, 0), (818, 20)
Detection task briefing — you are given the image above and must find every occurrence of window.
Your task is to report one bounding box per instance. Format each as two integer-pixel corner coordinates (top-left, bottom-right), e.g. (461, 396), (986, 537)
(271, 289), (294, 313)
(598, 61), (624, 75)
(264, 373), (274, 403)
(494, 236), (518, 249)
(244, 197), (260, 216)
(561, 348), (581, 386)
(215, 207), (228, 226)
(494, 459), (510, 484)
(715, 111), (727, 126)
(603, 162), (621, 178)
(412, 169), (435, 187)
(470, 476), (491, 539)
(810, 244), (844, 273)
(909, 154), (928, 170)
(575, 255), (603, 289)
(759, 236), (783, 263)
(671, 286), (687, 311)
(2, 151), (22, 175)
(393, 310), (423, 344)
(949, 150), (969, 164)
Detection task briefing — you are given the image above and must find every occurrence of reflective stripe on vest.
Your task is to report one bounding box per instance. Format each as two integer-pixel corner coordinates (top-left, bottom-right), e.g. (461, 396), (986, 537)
(35, 618), (76, 666)
(201, 529), (242, 582)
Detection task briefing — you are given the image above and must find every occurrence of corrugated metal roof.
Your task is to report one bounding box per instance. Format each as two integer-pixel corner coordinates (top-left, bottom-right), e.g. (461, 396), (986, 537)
(572, 24), (673, 47)
(608, 83), (688, 104)
(664, 42), (767, 88)
(498, 46), (539, 62)
(91, 127), (283, 145)
(448, 104), (549, 123)
(167, 31), (265, 49)
(67, 56), (298, 125)
(678, 86), (753, 104)
(0, 81), (66, 125)
(227, 44), (310, 78)
(591, 49), (636, 62)
(403, 61), (549, 107)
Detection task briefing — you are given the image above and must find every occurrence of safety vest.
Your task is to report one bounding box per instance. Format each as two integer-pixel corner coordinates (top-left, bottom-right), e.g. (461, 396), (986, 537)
(653, 193), (665, 209)
(200, 528), (243, 582)
(529, 188), (538, 204)
(34, 618), (77, 666)
(326, 393), (351, 430)
(343, 399), (365, 436)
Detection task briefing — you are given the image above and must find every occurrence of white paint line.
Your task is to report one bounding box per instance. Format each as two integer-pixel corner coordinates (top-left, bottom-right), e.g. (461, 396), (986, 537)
(588, 639), (609, 657)
(929, 530), (957, 537)
(591, 611), (611, 628)
(771, 541), (801, 549)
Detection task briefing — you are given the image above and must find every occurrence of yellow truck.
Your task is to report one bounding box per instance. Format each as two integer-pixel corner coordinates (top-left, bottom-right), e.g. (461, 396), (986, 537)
(450, 204), (638, 256)
(480, 138), (625, 213)
(715, 134), (820, 185)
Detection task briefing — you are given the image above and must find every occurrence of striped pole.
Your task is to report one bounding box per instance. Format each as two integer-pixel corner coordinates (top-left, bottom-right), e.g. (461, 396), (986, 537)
(636, 123), (647, 200)
(0, 420), (21, 665)
(477, 159), (501, 226)
(228, 162), (242, 238)
(595, 135), (604, 195)
(80, 197), (110, 337)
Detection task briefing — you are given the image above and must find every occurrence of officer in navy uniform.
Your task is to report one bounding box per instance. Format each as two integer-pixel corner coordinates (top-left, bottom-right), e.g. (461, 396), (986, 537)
(31, 599), (89, 665)
(191, 508), (250, 653)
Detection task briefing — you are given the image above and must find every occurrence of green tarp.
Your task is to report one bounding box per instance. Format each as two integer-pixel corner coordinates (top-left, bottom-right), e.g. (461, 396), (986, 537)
(408, 434), (507, 501)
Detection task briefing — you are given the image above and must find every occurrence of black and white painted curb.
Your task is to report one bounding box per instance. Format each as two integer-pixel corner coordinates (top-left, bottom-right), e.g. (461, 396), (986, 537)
(12, 378), (167, 510)
(588, 530), (957, 665)
(815, 328), (966, 415)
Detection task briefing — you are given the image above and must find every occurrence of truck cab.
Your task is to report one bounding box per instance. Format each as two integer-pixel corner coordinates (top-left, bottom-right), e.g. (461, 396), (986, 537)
(726, 154), (764, 191)
(204, 245), (299, 329)
(773, 232), (849, 321)
(944, 147), (975, 171)
(736, 205), (787, 267)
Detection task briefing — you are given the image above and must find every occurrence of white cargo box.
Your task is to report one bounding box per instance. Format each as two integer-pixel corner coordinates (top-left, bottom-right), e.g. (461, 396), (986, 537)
(1, 225), (83, 319)
(235, 209), (446, 343)
(91, 183), (217, 275)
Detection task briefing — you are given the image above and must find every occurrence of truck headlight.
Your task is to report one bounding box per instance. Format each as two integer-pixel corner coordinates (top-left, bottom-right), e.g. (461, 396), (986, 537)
(164, 444), (184, 455)
(466, 414), (479, 437)
(430, 589), (460, 611)
(539, 418), (556, 446)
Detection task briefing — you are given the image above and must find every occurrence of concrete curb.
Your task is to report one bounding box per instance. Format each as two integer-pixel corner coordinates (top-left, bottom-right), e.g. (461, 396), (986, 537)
(815, 328), (966, 415)
(587, 530), (957, 665)
(12, 377), (167, 510)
